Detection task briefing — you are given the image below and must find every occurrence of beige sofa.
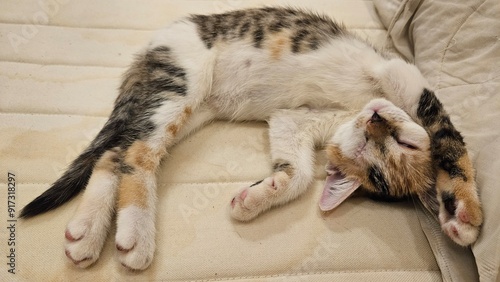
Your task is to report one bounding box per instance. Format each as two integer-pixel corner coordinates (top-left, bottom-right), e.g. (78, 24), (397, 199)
(1, 0), (498, 281)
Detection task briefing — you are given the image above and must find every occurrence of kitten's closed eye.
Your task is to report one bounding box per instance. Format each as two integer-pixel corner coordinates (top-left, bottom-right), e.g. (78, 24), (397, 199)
(395, 138), (419, 150)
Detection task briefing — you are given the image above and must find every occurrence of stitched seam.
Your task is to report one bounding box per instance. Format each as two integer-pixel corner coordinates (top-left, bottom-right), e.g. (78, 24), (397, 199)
(0, 179), (331, 186)
(0, 111), (109, 118)
(0, 59), (126, 69)
(177, 269), (441, 282)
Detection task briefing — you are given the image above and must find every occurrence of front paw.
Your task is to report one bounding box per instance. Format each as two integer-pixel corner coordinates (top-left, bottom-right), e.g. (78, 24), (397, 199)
(438, 184), (482, 246)
(230, 172), (291, 221)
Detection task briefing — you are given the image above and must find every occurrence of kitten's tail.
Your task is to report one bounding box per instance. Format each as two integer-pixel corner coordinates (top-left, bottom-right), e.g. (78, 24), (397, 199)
(19, 120), (122, 218)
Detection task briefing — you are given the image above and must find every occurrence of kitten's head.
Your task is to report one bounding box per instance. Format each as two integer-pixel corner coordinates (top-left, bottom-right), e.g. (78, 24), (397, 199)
(320, 98), (436, 212)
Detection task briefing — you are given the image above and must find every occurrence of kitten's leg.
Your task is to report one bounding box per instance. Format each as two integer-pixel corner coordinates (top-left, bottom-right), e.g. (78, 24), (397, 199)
(115, 106), (214, 270)
(113, 18), (217, 270)
(64, 148), (121, 268)
(230, 109), (339, 221)
(417, 90), (481, 245)
(379, 60), (482, 245)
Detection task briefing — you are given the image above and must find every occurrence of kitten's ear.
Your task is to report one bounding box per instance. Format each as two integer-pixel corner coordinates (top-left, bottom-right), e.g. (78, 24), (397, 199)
(319, 164), (361, 211)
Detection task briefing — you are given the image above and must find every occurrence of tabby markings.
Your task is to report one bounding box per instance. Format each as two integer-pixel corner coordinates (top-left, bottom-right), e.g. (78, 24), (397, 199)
(417, 88), (468, 181)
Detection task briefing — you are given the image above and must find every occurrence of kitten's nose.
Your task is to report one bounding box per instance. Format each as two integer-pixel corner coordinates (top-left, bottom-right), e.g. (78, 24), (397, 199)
(370, 112), (383, 123)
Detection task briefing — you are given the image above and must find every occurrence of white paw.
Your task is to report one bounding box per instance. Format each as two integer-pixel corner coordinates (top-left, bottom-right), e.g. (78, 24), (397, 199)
(64, 213), (111, 268)
(439, 197), (481, 246)
(230, 173), (288, 221)
(115, 206), (156, 270)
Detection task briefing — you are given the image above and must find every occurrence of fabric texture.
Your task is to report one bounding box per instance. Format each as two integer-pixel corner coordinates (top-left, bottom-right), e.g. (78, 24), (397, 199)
(373, 0), (500, 281)
(2, 0), (491, 281)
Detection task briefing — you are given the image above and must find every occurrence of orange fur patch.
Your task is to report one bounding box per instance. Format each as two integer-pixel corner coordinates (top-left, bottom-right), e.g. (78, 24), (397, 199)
(118, 142), (161, 209)
(117, 174), (147, 209)
(269, 36), (289, 60)
(168, 124), (179, 135)
(93, 148), (120, 172)
(166, 106), (193, 138)
(125, 141), (159, 172)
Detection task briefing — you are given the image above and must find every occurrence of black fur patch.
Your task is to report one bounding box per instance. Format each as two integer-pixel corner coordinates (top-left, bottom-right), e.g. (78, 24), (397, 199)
(439, 159), (467, 181)
(190, 8), (345, 52)
(273, 162), (292, 172)
(417, 88), (468, 181)
(417, 88), (443, 127)
(441, 191), (456, 216)
(119, 163), (134, 174)
(368, 166), (390, 195)
(269, 20), (288, 32)
(239, 21), (251, 38)
(253, 26), (265, 48)
(434, 128), (465, 146)
(365, 191), (410, 202)
(291, 29), (309, 53)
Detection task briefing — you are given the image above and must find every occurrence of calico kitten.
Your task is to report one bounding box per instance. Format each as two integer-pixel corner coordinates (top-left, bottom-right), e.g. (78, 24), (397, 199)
(20, 7), (482, 270)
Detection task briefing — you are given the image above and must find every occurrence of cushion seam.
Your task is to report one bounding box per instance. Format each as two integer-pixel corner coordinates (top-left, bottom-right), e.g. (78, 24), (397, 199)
(186, 269), (441, 282)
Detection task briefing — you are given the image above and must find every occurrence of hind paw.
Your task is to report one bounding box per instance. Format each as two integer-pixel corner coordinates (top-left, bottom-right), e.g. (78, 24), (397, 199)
(64, 215), (109, 268)
(115, 206), (155, 270)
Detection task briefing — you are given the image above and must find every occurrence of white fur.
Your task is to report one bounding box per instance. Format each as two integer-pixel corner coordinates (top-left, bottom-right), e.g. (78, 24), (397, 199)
(208, 37), (387, 121)
(116, 205), (156, 270)
(150, 20), (216, 107)
(65, 169), (118, 268)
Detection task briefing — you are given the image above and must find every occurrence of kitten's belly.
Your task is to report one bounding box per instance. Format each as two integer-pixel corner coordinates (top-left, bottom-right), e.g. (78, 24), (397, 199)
(207, 41), (380, 120)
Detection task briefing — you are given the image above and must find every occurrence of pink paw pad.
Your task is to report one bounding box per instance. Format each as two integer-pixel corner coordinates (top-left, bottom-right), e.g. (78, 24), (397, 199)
(65, 229), (81, 242)
(458, 210), (470, 223)
(65, 249), (90, 265)
(116, 243), (134, 253)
